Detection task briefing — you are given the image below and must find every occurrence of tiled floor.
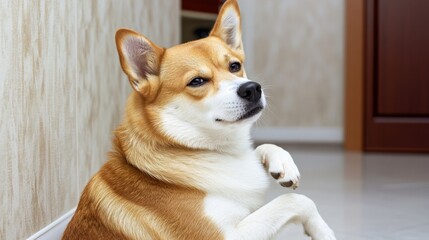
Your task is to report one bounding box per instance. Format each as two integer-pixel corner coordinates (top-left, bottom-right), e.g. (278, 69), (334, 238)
(265, 144), (429, 240)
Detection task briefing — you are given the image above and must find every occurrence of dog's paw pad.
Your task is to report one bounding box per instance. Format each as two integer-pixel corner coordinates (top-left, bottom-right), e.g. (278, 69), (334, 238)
(279, 177), (299, 189)
(280, 180), (294, 188)
(270, 172), (282, 180)
(278, 171), (300, 189)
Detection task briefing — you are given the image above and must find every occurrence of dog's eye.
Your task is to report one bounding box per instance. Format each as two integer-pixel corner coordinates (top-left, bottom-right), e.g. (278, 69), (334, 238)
(229, 62), (241, 73)
(187, 77), (208, 87)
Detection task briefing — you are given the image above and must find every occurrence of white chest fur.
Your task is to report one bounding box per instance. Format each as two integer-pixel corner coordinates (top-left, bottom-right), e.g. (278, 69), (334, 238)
(202, 150), (270, 237)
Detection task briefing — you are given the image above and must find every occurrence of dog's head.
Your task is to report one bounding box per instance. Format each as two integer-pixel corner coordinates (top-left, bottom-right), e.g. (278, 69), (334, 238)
(115, 0), (265, 150)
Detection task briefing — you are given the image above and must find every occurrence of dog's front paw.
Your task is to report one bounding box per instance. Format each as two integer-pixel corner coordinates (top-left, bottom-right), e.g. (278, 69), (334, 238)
(255, 144), (300, 189)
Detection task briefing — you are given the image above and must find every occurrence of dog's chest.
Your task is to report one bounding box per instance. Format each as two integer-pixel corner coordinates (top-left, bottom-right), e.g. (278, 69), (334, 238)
(202, 151), (270, 236)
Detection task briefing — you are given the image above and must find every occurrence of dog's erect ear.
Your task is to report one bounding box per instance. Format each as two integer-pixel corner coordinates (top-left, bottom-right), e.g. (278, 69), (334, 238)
(210, 0), (243, 50)
(115, 29), (164, 97)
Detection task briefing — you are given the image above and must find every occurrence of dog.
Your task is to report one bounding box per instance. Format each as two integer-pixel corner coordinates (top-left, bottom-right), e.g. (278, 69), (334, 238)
(62, 0), (335, 239)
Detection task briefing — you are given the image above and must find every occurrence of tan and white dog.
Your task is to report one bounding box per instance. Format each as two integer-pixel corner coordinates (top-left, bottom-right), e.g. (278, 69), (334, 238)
(63, 1), (335, 239)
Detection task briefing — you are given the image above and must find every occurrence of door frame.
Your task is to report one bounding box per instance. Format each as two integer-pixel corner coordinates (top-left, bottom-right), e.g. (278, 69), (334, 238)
(345, 0), (365, 151)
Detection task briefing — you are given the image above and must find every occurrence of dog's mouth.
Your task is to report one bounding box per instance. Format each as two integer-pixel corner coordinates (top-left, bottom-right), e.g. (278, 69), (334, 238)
(216, 105), (264, 123)
(238, 105), (264, 121)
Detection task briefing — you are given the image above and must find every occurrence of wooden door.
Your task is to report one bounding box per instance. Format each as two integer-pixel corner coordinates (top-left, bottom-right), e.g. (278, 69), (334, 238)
(364, 0), (429, 152)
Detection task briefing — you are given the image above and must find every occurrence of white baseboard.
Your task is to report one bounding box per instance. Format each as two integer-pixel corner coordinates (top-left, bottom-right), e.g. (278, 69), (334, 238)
(251, 127), (343, 143)
(27, 208), (76, 240)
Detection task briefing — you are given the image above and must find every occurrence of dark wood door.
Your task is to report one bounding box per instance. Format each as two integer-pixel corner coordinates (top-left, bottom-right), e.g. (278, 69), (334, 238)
(365, 0), (429, 152)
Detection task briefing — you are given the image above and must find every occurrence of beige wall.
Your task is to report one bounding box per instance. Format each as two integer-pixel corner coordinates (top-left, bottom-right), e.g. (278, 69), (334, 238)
(239, 0), (344, 129)
(0, 1), (179, 239)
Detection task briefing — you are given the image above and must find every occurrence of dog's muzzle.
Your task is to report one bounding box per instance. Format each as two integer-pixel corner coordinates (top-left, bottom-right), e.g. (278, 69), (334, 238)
(236, 81), (264, 120)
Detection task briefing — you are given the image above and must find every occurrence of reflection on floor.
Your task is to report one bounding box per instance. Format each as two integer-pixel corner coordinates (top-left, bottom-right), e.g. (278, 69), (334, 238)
(262, 144), (429, 240)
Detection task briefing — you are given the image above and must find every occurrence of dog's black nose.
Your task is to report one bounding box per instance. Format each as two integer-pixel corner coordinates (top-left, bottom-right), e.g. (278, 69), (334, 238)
(237, 81), (262, 103)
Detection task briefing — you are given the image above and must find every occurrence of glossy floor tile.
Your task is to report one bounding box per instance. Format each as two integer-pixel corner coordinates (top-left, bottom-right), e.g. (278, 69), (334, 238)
(265, 144), (429, 240)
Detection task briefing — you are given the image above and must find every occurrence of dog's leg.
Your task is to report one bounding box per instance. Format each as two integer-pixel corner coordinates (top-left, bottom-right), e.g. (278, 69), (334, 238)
(255, 144), (300, 189)
(232, 193), (336, 240)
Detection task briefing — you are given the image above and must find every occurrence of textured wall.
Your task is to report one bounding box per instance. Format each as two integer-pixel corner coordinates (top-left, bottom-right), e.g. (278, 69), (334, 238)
(239, 0), (344, 128)
(0, 0), (180, 239)
(76, 0), (180, 192)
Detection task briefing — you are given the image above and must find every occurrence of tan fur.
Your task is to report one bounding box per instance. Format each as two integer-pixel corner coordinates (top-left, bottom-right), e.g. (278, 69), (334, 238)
(63, 1), (243, 239)
(63, 133), (223, 239)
